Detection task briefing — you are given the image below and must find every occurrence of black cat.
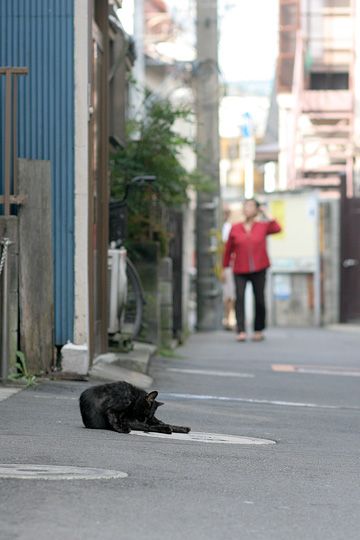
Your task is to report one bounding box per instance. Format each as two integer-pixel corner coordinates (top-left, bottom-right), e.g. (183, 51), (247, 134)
(79, 381), (191, 435)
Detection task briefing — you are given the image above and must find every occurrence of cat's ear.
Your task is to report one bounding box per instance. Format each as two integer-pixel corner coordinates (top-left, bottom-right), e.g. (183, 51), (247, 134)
(156, 401), (164, 407)
(146, 391), (158, 403)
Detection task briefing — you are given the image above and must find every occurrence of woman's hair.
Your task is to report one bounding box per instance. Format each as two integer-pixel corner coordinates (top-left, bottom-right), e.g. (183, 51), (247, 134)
(244, 198), (260, 208)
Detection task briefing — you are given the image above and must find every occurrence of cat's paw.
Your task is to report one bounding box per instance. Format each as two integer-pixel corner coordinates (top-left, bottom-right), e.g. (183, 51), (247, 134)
(171, 425), (191, 433)
(153, 425), (172, 434)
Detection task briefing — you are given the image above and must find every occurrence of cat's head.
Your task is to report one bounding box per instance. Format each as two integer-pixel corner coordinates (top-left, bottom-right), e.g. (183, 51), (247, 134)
(136, 391), (164, 421)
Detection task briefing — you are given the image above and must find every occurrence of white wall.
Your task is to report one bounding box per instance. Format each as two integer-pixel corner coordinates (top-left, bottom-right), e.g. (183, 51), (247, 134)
(73, 0), (90, 348)
(277, 93), (294, 190)
(355, 1), (360, 153)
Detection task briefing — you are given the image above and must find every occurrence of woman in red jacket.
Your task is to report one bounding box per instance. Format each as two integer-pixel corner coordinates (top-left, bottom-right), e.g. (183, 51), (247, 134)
(223, 199), (281, 342)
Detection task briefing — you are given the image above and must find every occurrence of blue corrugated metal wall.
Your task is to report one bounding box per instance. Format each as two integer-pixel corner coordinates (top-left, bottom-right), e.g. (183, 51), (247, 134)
(0, 0), (75, 345)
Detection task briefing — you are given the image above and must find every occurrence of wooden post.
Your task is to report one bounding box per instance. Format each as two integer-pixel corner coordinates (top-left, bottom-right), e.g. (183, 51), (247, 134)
(0, 217), (18, 373)
(18, 159), (54, 374)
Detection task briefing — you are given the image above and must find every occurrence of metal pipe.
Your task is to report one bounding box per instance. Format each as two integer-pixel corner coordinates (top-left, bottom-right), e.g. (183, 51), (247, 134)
(13, 76), (18, 195)
(0, 67), (28, 75)
(4, 70), (12, 216)
(1, 239), (11, 383)
(0, 67), (28, 213)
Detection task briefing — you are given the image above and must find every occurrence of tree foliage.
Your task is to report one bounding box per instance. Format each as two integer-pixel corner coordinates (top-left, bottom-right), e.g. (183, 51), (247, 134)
(110, 92), (212, 250)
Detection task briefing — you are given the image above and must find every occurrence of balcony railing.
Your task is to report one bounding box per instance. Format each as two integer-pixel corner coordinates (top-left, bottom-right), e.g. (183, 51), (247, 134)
(301, 90), (352, 112)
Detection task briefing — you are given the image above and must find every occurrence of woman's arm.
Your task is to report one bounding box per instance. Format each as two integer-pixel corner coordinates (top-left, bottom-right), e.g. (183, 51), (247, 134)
(258, 206), (281, 234)
(266, 219), (282, 235)
(223, 228), (234, 268)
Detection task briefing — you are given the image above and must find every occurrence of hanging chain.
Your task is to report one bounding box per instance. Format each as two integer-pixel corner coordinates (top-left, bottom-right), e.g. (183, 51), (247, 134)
(0, 238), (10, 277)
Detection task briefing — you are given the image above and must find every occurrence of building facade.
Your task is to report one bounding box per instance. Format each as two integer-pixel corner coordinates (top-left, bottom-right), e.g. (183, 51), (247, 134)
(255, 0), (360, 325)
(0, 0), (125, 371)
(277, 0), (358, 195)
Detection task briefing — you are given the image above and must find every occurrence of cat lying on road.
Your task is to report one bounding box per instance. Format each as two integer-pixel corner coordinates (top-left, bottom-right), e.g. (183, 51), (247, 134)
(79, 381), (191, 435)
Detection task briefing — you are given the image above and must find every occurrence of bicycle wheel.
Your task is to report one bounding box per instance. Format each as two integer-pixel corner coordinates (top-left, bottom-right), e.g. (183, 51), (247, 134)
(121, 258), (144, 339)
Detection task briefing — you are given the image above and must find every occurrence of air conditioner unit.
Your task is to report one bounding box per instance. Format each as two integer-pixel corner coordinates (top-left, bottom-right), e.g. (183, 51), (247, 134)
(108, 247), (127, 334)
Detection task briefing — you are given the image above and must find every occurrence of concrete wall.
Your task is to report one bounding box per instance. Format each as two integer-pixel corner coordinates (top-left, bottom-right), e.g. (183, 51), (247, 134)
(133, 242), (161, 345)
(271, 273), (315, 327)
(320, 198), (340, 325)
(61, 0), (91, 376)
(159, 257), (173, 348)
(130, 243), (179, 347)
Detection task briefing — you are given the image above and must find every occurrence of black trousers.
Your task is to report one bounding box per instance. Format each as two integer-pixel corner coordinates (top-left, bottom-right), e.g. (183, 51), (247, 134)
(234, 269), (266, 333)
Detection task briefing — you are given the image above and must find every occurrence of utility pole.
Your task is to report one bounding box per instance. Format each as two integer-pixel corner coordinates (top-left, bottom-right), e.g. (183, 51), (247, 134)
(195, 0), (222, 331)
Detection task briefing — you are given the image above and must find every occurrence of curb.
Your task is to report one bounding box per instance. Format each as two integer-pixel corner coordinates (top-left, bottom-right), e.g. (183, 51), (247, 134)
(89, 365), (153, 389)
(89, 341), (157, 389)
(326, 324), (360, 334)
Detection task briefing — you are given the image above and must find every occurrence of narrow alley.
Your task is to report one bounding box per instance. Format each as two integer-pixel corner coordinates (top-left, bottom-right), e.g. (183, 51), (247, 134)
(1, 327), (359, 540)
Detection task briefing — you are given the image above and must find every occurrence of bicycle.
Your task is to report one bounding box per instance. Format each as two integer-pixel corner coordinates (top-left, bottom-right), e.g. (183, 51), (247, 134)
(108, 175), (156, 343)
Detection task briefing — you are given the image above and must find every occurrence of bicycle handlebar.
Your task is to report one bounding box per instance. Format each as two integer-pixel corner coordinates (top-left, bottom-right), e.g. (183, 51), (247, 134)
(130, 175), (156, 185)
(120, 175), (156, 203)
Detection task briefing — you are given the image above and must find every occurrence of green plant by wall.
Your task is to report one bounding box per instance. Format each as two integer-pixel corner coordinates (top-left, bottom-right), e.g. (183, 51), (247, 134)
(110, 90), (213, 253)
(8, 351), (37, 387)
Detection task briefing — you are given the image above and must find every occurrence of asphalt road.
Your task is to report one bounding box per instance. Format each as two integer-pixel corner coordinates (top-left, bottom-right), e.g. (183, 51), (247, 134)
(1, 328), (360, 540)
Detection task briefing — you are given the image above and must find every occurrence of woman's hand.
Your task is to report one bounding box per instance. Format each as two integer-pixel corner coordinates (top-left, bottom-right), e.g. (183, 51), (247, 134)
(259, 205), (273, 221)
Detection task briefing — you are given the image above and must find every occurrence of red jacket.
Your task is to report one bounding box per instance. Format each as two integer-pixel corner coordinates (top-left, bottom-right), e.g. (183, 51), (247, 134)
(223, 220), (281, 274)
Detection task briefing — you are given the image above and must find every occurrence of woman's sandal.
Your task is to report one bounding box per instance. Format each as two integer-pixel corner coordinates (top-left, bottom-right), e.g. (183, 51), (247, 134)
(252, 332), (265, 342)
(236, 332), (247, 342)
(223, 323), (233, 331)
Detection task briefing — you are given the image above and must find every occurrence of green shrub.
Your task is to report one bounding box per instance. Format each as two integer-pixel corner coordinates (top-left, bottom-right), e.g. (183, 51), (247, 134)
(110, 91), (213, 253)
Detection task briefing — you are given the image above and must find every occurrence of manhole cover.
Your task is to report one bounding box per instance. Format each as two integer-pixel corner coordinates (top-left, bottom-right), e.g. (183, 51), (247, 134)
(130, 431), (275, 445)
(0, 464), (128, 480)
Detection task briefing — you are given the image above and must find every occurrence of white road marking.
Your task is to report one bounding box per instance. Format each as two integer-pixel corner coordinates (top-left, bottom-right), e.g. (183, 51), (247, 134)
(297, 368), (360, 377)
(130, 431), (275, 445)
(0, 388), (22, 402)
(166, 368), (254, 378)
(31, 394), (77, 400)
(0, 464), (128, 480)
(160, 392), (349, 410)
(272, 364), (360, 377)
